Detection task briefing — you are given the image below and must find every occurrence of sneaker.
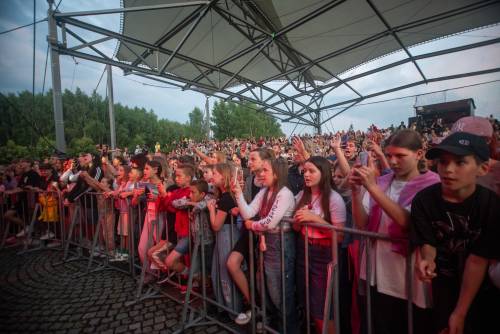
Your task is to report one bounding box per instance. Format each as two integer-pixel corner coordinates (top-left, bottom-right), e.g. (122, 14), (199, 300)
(5, 236), (18, 245)
(16, 227), (29, 238)
(109, 253), (125, 262)
(40, 231), (55, 240)
(47, 241), (61, 248)
(91, 249), (106, 258)
(235, 310), (252, 325)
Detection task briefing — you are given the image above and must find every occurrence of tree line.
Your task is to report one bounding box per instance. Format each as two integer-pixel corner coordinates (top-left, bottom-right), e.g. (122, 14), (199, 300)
(0, 88), (283, 162)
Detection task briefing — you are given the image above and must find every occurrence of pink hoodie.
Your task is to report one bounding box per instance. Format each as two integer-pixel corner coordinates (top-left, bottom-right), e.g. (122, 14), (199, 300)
(367, 170), (440, 256)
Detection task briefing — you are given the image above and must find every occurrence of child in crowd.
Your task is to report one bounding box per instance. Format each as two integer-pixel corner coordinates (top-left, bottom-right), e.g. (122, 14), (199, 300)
(111, 164), (132, 261)
(186, 180), (214, 283)
(234, 157), (298, 333)
(411, 132), (500, 334)
(136, 160), (164, 265)
(97, 177), (115, 257)
(294, 156), (346, 334)
(162, 165), (196, 274)
(349, 129), (440, 334)
(207, 163), (242, 316)
(226, 148), (271, 325)
(202, 164), (217, 197)
(162, 180), (213, 282)
(37, 163), (60, 241)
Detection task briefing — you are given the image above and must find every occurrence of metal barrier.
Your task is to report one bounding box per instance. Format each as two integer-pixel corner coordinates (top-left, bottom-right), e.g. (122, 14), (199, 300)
(60, 191), (146, 278)
(167, 217), (417, 334)
(2, 187), (420, 334)
(1, 190), (65, 253)
(171, 214), (242, 334)
(1, 190), (31, 249)
(298, 222), (415, 334)
(72, 197), (417, 334)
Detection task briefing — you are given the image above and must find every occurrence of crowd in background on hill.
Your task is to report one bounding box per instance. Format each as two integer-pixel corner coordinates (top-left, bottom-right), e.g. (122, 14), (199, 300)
(1, 114), (499, 334)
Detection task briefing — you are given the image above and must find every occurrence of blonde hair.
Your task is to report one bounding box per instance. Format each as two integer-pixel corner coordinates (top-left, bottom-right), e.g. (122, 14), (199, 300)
(213, 163), (234, 194)
(213, 151), (227, 163)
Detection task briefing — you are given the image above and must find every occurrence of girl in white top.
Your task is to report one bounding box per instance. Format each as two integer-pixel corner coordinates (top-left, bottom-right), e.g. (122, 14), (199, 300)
(294, 156), (346, 334)
(233, 157), (298, 334)
(349, 129), (439, 334)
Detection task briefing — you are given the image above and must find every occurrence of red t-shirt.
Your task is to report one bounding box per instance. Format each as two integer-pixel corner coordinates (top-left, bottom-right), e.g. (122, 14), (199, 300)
(162, 186), (191, 237)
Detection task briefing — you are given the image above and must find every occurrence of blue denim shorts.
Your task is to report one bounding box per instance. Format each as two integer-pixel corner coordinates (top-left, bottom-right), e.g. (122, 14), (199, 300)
(174, 237), (189, 255)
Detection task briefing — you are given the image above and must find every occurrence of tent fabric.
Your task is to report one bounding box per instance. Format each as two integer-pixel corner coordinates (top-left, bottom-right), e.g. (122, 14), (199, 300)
(115, 0), (500, 89)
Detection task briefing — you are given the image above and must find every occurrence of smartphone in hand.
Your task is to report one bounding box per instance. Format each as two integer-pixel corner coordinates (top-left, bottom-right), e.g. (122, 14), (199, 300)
(358, 151), (369, 166)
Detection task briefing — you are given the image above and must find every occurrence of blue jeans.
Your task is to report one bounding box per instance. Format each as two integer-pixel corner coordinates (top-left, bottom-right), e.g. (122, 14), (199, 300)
(262, 232), (298, 334)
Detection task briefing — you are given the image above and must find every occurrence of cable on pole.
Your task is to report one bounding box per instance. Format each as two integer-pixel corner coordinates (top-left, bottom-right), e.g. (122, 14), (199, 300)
(0, 18), (47, 36)
(32, 0), (37, 146)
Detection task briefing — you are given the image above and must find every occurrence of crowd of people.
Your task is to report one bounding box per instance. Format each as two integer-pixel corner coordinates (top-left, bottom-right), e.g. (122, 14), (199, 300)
(1, 115), (499, 334)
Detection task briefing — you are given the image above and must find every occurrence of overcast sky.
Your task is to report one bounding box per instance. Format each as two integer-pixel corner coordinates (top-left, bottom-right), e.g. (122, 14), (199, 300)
(1, 0), (499, 139)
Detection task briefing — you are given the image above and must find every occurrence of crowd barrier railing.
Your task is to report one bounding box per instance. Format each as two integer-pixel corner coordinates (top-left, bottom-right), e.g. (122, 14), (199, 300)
(2, 187), (418, 334)
(1, 190), (32, 249)
(60, 191), (150, 279)
(1, 189), (65, 253)
(166, 216), (416, 334)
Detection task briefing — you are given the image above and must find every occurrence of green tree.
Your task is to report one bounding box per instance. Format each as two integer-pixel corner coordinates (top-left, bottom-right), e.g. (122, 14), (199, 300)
(0, 140), (30, 164)
(210, 101), (283, 140)
(186, 107), (206, 141)
(34, 138), (56, 159)
(0, 89), (284, 159)
(68, 136), (95, 157)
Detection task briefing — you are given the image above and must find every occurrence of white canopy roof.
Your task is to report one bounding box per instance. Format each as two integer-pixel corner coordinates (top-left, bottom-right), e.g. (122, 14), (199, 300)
(115, 0), (500, 86)
(54, 0), (500, 128)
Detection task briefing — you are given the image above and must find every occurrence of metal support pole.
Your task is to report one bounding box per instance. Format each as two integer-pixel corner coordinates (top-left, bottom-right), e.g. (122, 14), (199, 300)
(315, 110), (322, 135)
(106, 64), (117, 150)
(205, 95), (210, 140)
(47, 0), (66, 153)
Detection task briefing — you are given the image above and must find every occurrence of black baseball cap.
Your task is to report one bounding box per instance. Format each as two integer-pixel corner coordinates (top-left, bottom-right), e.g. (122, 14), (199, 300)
(426, 132), (489, 161)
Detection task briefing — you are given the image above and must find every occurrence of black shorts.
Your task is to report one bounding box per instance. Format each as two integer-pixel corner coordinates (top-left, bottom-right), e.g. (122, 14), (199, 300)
(231, 229), (256, 263)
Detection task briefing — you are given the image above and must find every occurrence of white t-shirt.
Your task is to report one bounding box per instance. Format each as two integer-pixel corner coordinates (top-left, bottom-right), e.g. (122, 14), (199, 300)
(295, 189), (346, 239)
(360, 180), (431, 308)
(237, 186), (295, 231)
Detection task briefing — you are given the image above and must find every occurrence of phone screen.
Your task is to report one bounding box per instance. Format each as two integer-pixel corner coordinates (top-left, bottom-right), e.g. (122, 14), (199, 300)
(359, 151), (369, 166)
(233, 167), (239, 185)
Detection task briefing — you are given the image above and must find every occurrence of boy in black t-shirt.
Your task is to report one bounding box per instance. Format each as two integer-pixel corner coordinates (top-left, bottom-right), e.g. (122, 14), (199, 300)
(411, 132), (500, 334)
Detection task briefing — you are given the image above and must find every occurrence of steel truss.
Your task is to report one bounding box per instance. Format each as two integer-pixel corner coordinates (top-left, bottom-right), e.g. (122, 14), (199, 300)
(49, 0), (500, 144)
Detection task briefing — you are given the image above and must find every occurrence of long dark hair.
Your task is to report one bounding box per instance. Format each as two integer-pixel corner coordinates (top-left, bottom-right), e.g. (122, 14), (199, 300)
(266, 157), (288, 193)
(295, 156), (333, 224)
(146, 160), (162, 179)
(259, 157), (289, 218)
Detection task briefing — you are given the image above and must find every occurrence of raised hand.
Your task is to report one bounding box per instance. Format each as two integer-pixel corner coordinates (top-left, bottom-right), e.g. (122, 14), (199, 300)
(330, 134), (342, 151)
(230, 179), (242, 197)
